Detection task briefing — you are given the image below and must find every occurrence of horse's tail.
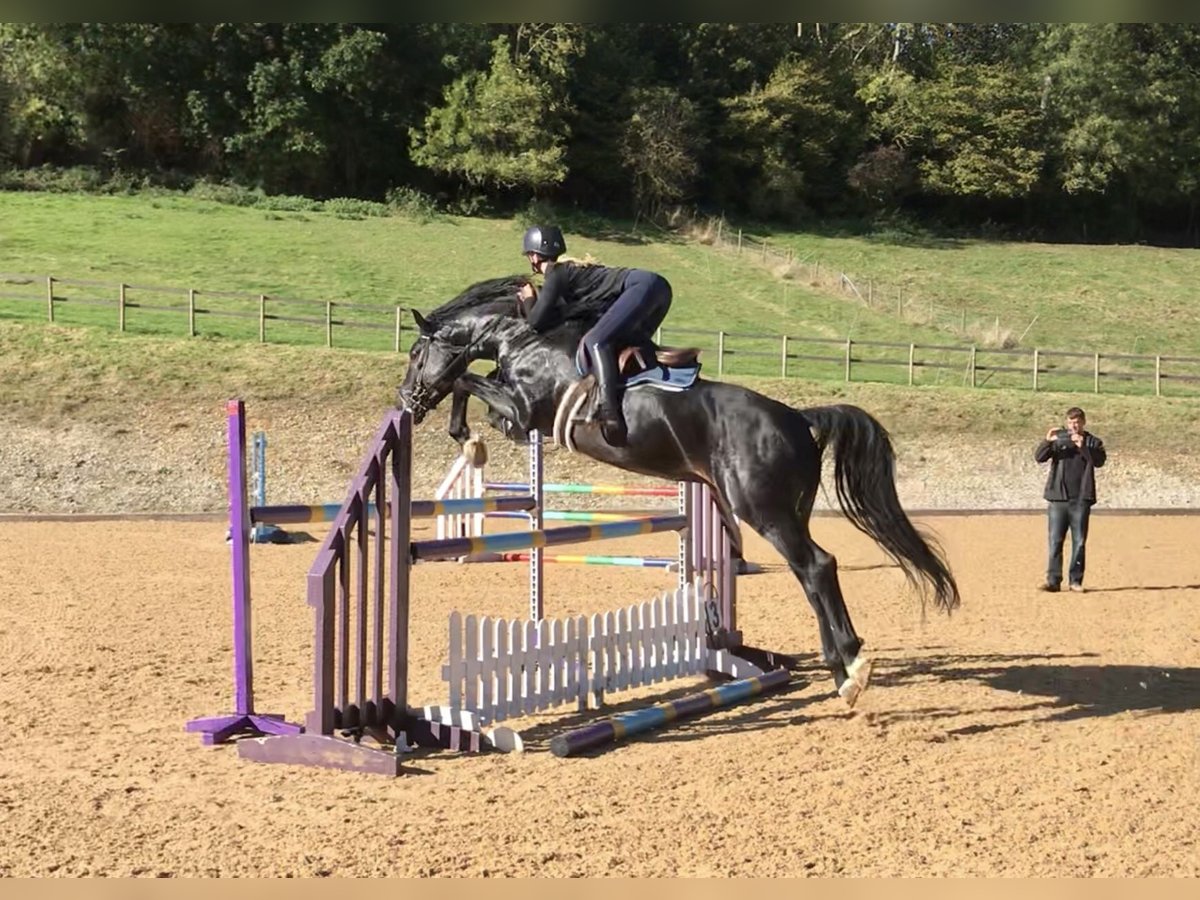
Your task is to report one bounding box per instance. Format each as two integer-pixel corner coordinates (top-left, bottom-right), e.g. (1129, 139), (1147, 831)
(802, 403), (960, 614)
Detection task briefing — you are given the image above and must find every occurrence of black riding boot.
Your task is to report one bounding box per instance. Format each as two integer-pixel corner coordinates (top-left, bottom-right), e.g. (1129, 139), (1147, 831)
(591, 344), (628, 447)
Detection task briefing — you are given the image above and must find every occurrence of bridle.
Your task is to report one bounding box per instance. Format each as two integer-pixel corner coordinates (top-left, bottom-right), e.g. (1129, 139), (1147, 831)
(403, 318), (504, 415)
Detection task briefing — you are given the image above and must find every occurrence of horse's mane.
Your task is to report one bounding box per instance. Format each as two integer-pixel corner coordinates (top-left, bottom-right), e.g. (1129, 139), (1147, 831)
(426, 274), (605, 335)
(424, 275), (527, 329)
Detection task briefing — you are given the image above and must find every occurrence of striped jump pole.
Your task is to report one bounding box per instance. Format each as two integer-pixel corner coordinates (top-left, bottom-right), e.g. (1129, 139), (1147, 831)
(549, 668), (791, 758)
(482, 552), (675, 569)
(411, 514), (689, 563)
(250, 494), (536, 526)
(486, 481), (678, 497)
(486, 509), (660, 523)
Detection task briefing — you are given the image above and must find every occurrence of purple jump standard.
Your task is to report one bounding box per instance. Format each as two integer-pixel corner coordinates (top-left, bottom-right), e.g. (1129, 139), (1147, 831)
(185, 399), (304, 744)
(548, 668), (791, 758)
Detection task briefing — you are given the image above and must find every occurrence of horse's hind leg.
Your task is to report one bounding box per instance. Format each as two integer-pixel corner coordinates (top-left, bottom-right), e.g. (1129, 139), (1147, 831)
(738, 502), (872, 706)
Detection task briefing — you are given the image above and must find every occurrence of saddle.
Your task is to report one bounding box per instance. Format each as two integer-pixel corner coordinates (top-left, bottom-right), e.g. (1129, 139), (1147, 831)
(555, 341), (703, 451)
(618, 343), (700, 376)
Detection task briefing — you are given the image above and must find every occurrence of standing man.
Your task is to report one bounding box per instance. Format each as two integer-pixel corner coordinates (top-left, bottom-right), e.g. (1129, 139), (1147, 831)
(1034, 406), (1107, 592)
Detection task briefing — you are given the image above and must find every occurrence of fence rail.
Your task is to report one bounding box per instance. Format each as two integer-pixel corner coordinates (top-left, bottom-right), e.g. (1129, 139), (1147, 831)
(3, 271), (1198, 398)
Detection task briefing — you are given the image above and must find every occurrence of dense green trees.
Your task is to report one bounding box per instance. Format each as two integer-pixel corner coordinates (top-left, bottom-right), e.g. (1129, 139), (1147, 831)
(3, 23), (1199, 240)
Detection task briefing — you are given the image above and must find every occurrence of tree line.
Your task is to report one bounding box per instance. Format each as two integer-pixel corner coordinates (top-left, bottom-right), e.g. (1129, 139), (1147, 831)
(3, 23), (1199, 242)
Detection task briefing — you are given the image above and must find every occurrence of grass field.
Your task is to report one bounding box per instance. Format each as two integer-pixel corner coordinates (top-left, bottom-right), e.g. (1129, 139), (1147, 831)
(1, 189), (1199, 396)
(3, 322), (1198, 462)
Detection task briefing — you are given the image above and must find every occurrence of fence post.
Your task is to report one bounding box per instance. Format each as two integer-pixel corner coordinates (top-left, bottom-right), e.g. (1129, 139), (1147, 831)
(1032, 348), (1040, 391)
(715, 219), (723, 245)
(118, 283), (126, 332)
(970, 345), (977, 388)
(736, 229), (742, 253)
(188, 289), (196, 337)
(761, 240), (768, 263)
(1093, 352), (1100, 393)
(325, 301), (333, 348)
(780, 335), (788, 377)
(908, 344), (915, 386)
(395, 307), (402, 352)
(258, 295), (266, 343)
(844, 339), (852, 382)
(1155, 355), (1162, 396)
(717, 331), (725, 377)
(45, 276), (54, 323)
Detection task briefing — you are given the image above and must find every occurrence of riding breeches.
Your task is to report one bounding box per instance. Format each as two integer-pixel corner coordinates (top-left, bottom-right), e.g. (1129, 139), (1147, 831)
(578, 270), (672, 372)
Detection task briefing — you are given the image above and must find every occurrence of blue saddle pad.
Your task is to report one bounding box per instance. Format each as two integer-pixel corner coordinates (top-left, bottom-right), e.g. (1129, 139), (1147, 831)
(626, 363), (701, 392)
(573, 345), (700, 391)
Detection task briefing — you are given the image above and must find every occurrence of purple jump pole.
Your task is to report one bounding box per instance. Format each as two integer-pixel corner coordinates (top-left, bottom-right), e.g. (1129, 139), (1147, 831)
(186, 399), (303, 745)
(549, 668), (790, 758)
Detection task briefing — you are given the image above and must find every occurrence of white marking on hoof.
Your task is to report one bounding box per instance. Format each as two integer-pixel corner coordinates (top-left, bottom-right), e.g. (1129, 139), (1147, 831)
(462, 435), (488, 467)
(846, 654), (874, 692)
(838, 677), (863, 708)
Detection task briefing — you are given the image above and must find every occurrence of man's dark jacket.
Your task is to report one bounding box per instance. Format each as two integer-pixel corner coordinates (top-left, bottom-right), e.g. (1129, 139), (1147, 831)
(1033, 433), (1107, 502)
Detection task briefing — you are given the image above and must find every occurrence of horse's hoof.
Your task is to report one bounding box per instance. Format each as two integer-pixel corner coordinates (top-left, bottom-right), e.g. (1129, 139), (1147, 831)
(843, 654), (874, 706)
(837, 677), (863, 708)
(462, 436), (488, 467)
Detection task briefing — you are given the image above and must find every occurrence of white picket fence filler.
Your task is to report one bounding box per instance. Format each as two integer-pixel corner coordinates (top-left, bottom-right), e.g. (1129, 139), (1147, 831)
(434, 453), (485, 540)
(435, 581), (742, 726)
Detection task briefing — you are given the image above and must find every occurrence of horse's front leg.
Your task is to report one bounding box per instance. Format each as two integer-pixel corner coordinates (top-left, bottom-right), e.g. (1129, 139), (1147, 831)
(452, 372), (532, 442)
(447, 381), (473, 445)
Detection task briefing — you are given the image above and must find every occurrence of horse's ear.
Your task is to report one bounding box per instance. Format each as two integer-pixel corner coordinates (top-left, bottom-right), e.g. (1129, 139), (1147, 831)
(411, 309), (431, 334)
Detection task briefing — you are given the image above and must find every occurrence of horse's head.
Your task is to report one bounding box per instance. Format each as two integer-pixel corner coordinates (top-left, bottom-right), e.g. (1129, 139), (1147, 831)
(396, 275), (538, 422)
(396, 310), (474, 423)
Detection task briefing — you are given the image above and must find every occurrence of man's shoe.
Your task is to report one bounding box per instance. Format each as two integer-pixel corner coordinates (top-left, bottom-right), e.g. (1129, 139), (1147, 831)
(1068, 583), (1085, 593)
(1038, 582), (1060, 592)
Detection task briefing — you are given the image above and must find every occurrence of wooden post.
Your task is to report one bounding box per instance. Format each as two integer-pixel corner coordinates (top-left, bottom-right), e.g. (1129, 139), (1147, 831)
(908, 344), (915, 386)
(118, 283), (126, 332)
(761, 240), (768, 263)
(1032, 348), (1040, 391)
(969, 345), (977, 388)
(737, 229), (742, 253)
(780, 335), (788, 377)
(1155, 355), (1162, 396)
(259, 295), (266, 342)
(1093, 352), (1100, 393)
(715, 219), (723, 245)
(188, 289), (196, 337)
(394, 307), (402, 352)
(844, 339), (852, 382)
(325, 301), (333, 348)
(46, 276), (54, 323)
(717, 331), (725, 377)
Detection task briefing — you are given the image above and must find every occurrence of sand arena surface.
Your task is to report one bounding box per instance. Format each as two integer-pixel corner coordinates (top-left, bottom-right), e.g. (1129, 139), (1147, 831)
(1, 511), (1198, 877)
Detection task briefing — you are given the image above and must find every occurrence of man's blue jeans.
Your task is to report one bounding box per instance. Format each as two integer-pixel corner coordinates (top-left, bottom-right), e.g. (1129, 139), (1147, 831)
(1046, 499), (1092, 587)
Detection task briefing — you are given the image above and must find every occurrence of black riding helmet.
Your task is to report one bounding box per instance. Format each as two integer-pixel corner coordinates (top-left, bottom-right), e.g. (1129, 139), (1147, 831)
(522, 225), (566, 261)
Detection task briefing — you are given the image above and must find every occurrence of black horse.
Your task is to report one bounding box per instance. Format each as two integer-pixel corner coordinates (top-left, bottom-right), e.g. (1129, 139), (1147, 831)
(397, 276), (959, 705)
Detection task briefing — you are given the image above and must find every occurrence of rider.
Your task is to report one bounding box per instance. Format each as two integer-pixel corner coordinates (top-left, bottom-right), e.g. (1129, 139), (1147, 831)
(518, 224), (672, 446)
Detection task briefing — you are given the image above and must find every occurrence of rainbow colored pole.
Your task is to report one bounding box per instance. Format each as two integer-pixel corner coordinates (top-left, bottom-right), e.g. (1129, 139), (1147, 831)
(490, 552), (674, 568)
(549, 669), (791, 758)
(251, 494), (535, 526)
(411, 514), (688, 562)
(487, 510), (659, 523)
(486, 481), (677, 497)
